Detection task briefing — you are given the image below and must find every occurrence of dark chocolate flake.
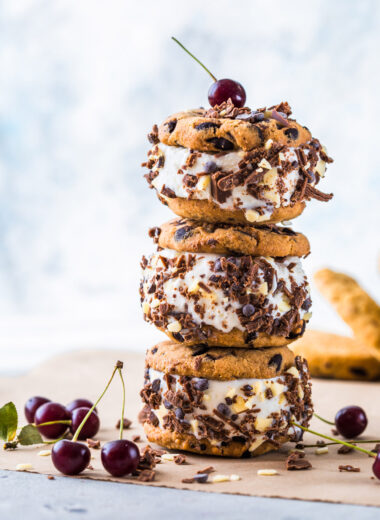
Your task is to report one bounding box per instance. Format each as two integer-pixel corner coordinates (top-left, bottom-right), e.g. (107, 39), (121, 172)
(268, 354), (282, 372)
(206, 137), (234, 151)
(284, 127), (299, 140)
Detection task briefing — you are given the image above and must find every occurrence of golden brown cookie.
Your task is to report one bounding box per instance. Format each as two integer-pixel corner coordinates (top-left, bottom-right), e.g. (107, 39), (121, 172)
(141, 250), (311, 348)
(314, 269), (380, 350)
(158, 107), (311, 153)
(291, 330), (380, 381)
(140, 341), (312, 457)
(159, 196), (306, 225)
(151, 218), (310, 257)
(145, 341), (296, 380)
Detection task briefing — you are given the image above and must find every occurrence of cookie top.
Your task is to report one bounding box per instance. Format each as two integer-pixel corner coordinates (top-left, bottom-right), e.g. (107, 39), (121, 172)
(146, 341), (296, 380)
(150, 218), (310, 257)
(155, 101), (311, 153)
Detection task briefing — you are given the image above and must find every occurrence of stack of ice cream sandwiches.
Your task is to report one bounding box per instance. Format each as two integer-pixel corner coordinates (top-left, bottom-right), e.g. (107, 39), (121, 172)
(140, 100), (333, 457)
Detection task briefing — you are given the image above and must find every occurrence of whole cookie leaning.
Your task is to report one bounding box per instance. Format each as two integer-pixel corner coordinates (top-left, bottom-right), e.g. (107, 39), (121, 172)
(143, 101), (333, 225)
(291, 330), (380, 381)
(151, 218), (310, 257)
(314, 269), (380, 351)
(140, 341), (313, 457)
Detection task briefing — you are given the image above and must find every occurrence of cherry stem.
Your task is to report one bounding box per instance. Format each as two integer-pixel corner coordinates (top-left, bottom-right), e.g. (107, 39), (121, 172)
(33, 420), (72, 427)
(313, 413), (335, 426)
(43, 433), (69, 445)
(300, 440), (380, 448)
(171, 37), (217, 82)
(291, 422), (375, 458)
(72, 360), (123, 443)
(118, 366), (126, 440)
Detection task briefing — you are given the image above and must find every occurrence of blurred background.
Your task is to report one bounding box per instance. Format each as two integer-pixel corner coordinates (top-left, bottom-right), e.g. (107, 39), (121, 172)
(0, 0), (379, 373)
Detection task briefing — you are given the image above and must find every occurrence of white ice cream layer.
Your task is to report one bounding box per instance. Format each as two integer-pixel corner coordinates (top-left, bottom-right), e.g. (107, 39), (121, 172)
(149, 143), (327, 219)
(141, 250), (310, 333)
(148, 366), (304, 450)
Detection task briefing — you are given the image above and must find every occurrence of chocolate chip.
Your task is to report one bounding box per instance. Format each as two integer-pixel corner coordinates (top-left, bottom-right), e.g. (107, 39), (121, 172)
(149, 411), (159, 427)
(242, 304), (255, 317)
(195, 122), (221, 130)
(174, 226), (193, 241)
(200, 443), (207, 451)
(175, 408), (184, 420)
(206, 137), (234, 151)
(350, 367), (368, 378)
(231, 414), (238, 421)
(246, 331), (258, 343)
(172, 332), (184, 342)
(193, 378), (209, 391)
(163, 399), (173, 409)
(268, 354), (282, 372)
(204, 161), (218, 173)
(166, 120), (177, 133)
(193, 473), (209, 483)
(151, 379), (161, 392)
(191, 345), (209, 356)
(301, 298), (312, 311)
(217, 403), (230, 416)
(148, 283), (156, 294)
(284, 127), (299, 140)
(151, 347), (158, 354)
(213, 258), (222, 271)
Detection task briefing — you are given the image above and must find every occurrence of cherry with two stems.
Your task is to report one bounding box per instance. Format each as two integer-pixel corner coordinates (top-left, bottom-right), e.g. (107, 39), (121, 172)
(101, 367), (140, 477)
(172, 37), (246, 108)
(51, 362), (123, 476)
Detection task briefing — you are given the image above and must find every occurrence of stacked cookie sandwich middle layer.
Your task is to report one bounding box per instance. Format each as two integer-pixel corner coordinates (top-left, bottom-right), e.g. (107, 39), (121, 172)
(140, 101), (333, 457)
(141, 219), (312, 348)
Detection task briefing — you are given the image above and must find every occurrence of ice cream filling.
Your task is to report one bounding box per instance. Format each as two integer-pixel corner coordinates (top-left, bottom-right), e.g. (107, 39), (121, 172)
(140, 249), (311, 341)
(141, 357), (312, 450)
(143, 140), (331, 221)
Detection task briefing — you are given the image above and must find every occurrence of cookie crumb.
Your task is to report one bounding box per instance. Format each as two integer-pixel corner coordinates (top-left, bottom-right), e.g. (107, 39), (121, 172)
(87, 439), (101, 449)
(286, 452), (312, 471)
(339, 465), (360, 472)
(47, 475), (55, 480)
(116, 418), (132, 429)
(338, 444), (355, 454)
(138, 469), (156, 482)
(182, 473), (208, 484)
(197, 466), (215, 474)
(38, 450), (51, 457)
(132, 435), (141, 443)
(174, 454), (187, 465)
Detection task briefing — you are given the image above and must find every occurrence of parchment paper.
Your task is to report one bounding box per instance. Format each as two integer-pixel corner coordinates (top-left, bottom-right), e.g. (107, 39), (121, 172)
(0, 349), (379, 506)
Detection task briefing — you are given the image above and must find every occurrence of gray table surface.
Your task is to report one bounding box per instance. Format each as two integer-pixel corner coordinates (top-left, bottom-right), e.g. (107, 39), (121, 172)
(0, 470), (378, 520)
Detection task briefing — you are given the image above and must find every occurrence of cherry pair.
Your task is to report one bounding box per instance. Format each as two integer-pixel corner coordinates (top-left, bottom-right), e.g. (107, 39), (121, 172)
(24, 396), (99, 440)
(50, 362), (140, 477)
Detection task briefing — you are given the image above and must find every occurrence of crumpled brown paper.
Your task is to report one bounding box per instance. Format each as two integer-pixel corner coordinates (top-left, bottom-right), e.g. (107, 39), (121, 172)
(0, 349), (379, 506)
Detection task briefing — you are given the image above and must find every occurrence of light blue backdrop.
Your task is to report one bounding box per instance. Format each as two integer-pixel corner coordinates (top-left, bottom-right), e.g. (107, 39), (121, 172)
(0, 0), (379, 371)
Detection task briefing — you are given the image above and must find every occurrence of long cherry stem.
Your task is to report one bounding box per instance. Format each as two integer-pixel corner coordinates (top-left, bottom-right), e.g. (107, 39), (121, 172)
(292, 422), (375, 458)
(72, 361), (123, 443)
(300, 440), (380, 448)
(313, 413), (335, 426)
(118, 366), (126, 440)
(171, 37), (217, 82)
(33, 420), (72, 427)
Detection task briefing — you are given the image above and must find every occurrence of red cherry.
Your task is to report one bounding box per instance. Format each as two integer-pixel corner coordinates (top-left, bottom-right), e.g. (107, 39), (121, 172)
(208, 79), (246, 108)
(51, 440), (91, 475)
(24, 396), (51, 423)
(70, 407), (100, 440)
(372, 452), (380, 480)
(101, 440), (140, 477)
(335, 406), (367, 438)
(66, 398), (97, 414)
(34, 402), (70, 439)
